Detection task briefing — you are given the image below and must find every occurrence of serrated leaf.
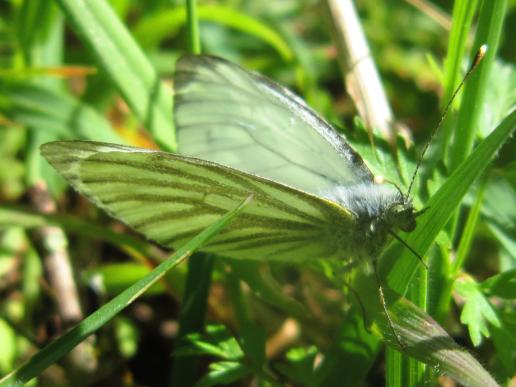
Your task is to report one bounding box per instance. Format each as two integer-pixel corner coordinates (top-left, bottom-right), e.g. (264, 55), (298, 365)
(177, 325), (243, 361)
(195, 361), (252, 387)
(455, 276), (501, 346)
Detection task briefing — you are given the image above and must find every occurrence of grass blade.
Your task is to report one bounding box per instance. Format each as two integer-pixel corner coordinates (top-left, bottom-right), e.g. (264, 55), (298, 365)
(441, 0), (479, 160)
(132, 5), (293, 61)
(0, 196), (251, 386)
(363, 109), (516, 386)
(0, 81), (122, 143)
(449, 0), (508, 171)
(0, 207), (163, 262)
(171, 4), (210, 382)
(384, 108), (516, 295)
(54, 0), (175, 150)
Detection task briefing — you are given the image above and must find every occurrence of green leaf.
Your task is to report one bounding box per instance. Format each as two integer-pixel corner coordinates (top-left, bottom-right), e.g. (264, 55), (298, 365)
(195, 361), (252, 387)
(87, 262), (166, 297)
(176, 325), (243, 360)
(481, 269), (516, 299)
(275, 346), (318, 387)
(490, 311), (516, 378)
(113, 316), (139, 359)
(478, 60), (516, 138)
(455, 276), (501, 346)
(383, 288), (498, 386)
(0, 320), (17, 374)
(482, 175), (516, 260)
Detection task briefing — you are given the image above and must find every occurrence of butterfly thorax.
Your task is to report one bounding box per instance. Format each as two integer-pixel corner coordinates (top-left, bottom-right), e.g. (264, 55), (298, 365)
(323, 183), (416, 259)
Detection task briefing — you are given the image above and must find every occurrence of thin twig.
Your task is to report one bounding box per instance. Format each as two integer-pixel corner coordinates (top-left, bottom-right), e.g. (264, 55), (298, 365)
(29, 181), (98, 378)
(326, 0), (394, 143)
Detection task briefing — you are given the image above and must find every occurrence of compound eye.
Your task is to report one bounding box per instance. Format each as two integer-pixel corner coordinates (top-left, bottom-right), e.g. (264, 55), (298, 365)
(395, 206), (416, 232)
(400, 217), (416, 232)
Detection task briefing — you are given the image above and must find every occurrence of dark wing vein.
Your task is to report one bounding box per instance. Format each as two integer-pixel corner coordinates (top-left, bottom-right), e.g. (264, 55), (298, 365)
(174, 54), (374, 197)
(41, 141), (357, 262)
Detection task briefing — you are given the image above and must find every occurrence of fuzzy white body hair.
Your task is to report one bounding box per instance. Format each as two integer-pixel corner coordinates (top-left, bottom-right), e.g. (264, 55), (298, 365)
(321, 182), (402, 221)
(319, 182), (411, 260)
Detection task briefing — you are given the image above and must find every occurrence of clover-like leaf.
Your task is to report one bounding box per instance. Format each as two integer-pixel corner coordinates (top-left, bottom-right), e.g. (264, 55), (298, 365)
(455, 276), (502, 346)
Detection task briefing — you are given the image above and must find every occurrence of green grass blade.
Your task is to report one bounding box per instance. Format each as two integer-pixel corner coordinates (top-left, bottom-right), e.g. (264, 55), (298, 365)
(453, 180), (487, 273)
(186, 0), (201, 55)
(170, 4), (208, 384)
(442, 0), (479, 108)
(385, 350), (404, 387)
(449, 0), (508, 171)
(388, 3), (508, 385)
(0, 207), (163, 262)
(441, 0), (479, 154)
(171, 255), (214, 386)
(0, 197), (251, 386)
(368, 109), (515, 386)
(132, 5), (293, 61)
(54, 0), (175, 150)
(384, 294), (499, 387)
(385, 108), (516, 294)
(0, 81), (122, 143)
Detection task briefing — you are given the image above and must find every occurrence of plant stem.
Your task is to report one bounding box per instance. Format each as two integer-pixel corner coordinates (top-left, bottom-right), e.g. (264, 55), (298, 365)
(186, 0), (201, 54)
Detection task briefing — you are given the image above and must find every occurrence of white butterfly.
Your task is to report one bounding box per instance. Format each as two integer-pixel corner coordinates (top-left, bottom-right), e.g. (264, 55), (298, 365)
(41, 55), (418, 265)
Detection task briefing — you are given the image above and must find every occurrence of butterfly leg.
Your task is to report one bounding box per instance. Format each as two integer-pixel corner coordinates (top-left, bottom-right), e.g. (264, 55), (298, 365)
(373, 262), (406, 350)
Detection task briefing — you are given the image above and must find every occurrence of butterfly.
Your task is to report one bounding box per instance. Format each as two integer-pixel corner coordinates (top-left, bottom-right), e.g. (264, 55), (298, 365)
(41, 55), (420, 268)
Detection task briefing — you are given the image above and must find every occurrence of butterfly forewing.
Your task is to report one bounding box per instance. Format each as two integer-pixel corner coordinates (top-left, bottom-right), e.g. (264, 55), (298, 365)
(174, 55), (373, 196)
(42, 141), (356, 261)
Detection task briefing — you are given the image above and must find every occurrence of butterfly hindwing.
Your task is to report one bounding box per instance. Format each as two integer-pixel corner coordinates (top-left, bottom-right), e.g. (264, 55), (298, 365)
(174, 55), (374, 196)
(41, 141), (358, 261)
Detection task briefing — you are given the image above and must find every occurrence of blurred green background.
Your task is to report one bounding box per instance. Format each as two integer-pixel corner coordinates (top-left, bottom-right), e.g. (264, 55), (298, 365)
(0, 0), (514, 386)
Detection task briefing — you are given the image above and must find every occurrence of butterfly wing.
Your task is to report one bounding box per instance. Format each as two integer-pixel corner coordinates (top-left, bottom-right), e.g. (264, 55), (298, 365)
(41, 141), (358, 261)
(174, 55), (374, 197)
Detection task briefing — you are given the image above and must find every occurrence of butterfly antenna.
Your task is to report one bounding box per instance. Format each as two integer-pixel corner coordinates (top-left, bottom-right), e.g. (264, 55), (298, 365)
(389, 231), (428, 270)
(406, 45), (488, 196)
(384, 179), (405, 199)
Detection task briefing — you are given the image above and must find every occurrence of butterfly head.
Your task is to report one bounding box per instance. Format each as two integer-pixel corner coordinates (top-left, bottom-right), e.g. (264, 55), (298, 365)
(385, 196), (417, 233)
